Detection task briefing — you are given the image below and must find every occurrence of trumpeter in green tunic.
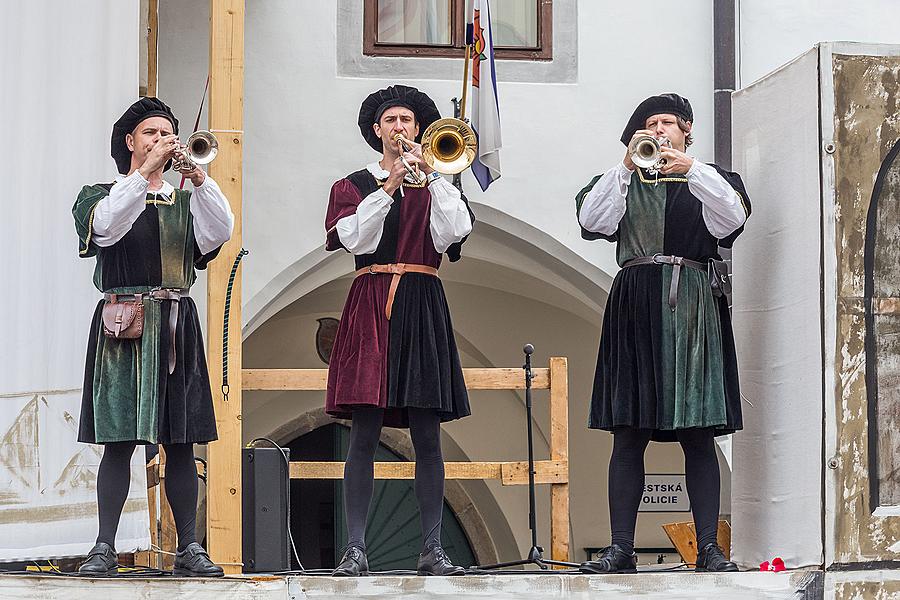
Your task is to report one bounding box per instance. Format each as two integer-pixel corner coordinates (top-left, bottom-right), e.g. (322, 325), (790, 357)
(576, 93), (750, 575)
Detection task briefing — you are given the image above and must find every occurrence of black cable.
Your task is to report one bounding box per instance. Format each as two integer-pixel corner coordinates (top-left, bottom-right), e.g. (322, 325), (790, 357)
(247, 437), (304, 573)
(222, 248), (248, 402)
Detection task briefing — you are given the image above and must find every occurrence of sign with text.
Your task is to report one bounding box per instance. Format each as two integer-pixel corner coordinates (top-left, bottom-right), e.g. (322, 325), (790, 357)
(639, 474), (690, 512)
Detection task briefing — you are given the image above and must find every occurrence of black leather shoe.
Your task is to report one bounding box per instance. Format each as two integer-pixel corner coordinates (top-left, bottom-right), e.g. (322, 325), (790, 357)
(78, 542), (118, 576)
(695, 543), (739, 572)
(332, 545), (369, 577)
(417, 544), (465, 576)
(579, 544), (638, 574)
(173, 542), (224, 577)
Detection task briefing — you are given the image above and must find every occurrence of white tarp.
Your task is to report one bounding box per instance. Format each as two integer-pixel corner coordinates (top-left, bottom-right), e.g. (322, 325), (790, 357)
(0, 1), (150, 560)
(730, 47), (825, 568)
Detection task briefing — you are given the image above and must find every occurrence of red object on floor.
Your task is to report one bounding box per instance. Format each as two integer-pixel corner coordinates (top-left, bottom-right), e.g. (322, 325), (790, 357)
(759, 557), (786, 572)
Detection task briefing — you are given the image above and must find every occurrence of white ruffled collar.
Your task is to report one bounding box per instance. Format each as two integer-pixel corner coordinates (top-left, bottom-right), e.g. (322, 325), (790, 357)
(116, 173), (175, 196)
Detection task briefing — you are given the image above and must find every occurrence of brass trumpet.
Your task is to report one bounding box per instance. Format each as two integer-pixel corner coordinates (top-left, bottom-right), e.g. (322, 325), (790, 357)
(172, 130), (219, 173)
(394, 118), (478, 183)
(629, 134), (669, 173)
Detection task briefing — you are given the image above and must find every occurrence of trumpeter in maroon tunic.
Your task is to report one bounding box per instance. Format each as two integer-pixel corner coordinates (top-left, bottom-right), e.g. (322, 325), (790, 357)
(324, 85), (475, 576)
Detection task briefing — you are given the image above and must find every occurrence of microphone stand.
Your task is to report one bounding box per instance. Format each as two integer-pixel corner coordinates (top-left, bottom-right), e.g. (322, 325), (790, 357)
(470, 344), (579, 571)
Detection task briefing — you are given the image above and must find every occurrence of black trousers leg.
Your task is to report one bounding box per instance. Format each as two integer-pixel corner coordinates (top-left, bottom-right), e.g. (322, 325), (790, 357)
(607, 428), (653, 554)
(162, 443), (199, 552)
(96, 442), (138, 547)
(408, 408), (444, 551)
(343, 408), (385, 550)
(676, 428), (721, 550)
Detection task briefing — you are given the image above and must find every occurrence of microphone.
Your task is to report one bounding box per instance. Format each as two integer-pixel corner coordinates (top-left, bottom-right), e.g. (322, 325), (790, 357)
(523, 344), (534, 355)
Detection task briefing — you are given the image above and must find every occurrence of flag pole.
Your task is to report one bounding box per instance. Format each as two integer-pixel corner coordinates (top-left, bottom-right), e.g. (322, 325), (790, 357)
(460, 43), (471, 121)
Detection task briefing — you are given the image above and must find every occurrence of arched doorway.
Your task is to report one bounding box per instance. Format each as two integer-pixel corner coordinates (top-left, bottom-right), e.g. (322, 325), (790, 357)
(285, 423), (475, 570)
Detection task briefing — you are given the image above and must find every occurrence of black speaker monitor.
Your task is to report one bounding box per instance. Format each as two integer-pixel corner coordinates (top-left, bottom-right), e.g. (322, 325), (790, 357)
(242, 446), (290, 573)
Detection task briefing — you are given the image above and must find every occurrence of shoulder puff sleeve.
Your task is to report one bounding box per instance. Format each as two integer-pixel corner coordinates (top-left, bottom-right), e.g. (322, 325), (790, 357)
(707, 164), (752, 248)
(72, 184), (112, 258)
(325, 178), (394, 254)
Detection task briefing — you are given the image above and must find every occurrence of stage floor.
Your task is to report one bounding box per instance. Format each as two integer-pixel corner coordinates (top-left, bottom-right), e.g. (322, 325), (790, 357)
(0, 570), (827, 600)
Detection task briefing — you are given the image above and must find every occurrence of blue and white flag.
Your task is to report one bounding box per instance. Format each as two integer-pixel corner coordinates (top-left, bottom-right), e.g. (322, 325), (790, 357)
(467, 0), (501, 190)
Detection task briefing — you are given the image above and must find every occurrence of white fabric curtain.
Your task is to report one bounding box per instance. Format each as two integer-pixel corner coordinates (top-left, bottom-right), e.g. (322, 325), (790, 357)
(490, 0), (538, 47)
(377, 0), (451, 45)
(0, 0), (150, 560)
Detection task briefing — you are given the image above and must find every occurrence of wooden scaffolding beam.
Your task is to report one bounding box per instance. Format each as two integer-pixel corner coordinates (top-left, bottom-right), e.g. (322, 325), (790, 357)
(206, 0), (245, 575)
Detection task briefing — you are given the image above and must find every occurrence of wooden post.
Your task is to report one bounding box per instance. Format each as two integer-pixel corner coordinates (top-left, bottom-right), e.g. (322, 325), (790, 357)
(549, 357), (570, 563)
(158, 448), (177, 571)
(206, 0), (244, 574)
(147, 0), (158, 97)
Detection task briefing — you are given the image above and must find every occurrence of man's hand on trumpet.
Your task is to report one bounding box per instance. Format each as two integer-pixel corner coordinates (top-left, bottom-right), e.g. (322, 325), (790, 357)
(383, 155), (411, 196)
(396, 137), (434, 176)
(138, 134), (178, 179)
(657, 146), (694, 175)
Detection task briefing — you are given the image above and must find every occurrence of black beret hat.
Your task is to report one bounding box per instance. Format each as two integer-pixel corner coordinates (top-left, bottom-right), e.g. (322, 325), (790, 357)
(111, 97), (179, 174)
(620, 93), (693, 146)
(358, 85), (441, 152)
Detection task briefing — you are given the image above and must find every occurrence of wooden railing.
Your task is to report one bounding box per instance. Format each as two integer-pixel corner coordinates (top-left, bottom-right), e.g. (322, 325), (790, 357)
(240, 357), (571, 563)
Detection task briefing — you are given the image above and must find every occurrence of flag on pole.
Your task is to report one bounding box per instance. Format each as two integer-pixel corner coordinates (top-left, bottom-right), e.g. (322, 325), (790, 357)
(467, 0), (501, 191)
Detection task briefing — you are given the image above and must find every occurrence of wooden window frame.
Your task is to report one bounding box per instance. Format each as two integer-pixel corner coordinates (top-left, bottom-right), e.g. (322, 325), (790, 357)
(363, 0), (552, 61)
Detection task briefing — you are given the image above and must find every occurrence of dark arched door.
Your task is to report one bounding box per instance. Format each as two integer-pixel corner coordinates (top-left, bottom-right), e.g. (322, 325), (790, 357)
(286, 424), (475, 570)
(865, 138), (900, 510)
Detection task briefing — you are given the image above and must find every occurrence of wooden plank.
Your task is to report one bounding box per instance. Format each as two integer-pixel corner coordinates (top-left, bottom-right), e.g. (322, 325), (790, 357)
(500, 460), (568, 485)
(136, 455), (159, 568)
(549, 357), (570, 563)
(206, 0), (245, 575)
(663, 519), (732, 565)
(243, 369), (327, 391)
(289, 460), (566, 485)
(242, 367), (551, 391)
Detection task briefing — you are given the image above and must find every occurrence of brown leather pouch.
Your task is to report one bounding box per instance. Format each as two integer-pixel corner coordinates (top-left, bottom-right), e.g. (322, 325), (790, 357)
(102, 295), (144, 339)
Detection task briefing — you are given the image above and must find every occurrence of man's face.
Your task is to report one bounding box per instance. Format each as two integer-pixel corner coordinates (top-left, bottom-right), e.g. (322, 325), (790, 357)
(126, 116), (175, 167)
(373, 106), (419, 154)
(645, 113), (690, 152)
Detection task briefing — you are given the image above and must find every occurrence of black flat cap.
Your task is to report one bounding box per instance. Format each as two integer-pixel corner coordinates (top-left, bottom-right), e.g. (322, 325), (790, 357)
(620, 93), (693, 146)
(111, 97), (179, 174)
(358, 85), (441, 152)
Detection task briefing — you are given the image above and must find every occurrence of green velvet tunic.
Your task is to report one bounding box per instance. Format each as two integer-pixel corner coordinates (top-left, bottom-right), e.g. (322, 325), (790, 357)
(73, 183), (220, 444)
(576, 165), (751, 440)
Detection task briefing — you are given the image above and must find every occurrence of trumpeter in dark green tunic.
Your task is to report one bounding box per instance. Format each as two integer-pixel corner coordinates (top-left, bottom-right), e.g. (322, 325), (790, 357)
(576, 93), (751, 575)
(74, 97), (232, 578)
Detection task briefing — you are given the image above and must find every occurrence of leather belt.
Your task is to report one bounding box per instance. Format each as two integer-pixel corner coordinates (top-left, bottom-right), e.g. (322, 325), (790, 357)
(622, 254), (705, 311)
(104, 288), (189, 374)
(354, 263), (439, 320)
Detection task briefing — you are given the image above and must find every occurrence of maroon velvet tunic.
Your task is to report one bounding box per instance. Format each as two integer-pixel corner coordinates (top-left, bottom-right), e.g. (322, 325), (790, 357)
(324, 169), (471, 428)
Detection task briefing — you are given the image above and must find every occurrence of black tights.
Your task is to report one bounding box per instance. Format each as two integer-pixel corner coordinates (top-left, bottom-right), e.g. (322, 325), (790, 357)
(343, 408), (444, 552)
(96, 442), (198, 552)
(608, 428), (721, 554)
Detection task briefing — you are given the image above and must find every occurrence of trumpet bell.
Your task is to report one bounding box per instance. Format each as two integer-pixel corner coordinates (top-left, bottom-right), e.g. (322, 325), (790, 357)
(421, 118), (478, 175)
(186, 130), (218, 165)
(629, 135), (661, 169)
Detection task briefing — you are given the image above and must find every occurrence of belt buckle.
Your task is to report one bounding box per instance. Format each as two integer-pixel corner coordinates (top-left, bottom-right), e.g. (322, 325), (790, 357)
(368, 265), (376, 275)
(652, 253), (666, 265)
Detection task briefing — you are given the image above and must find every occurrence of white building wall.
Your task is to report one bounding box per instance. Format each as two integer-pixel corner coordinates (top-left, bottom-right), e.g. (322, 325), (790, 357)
(152, 0), (900, 563)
